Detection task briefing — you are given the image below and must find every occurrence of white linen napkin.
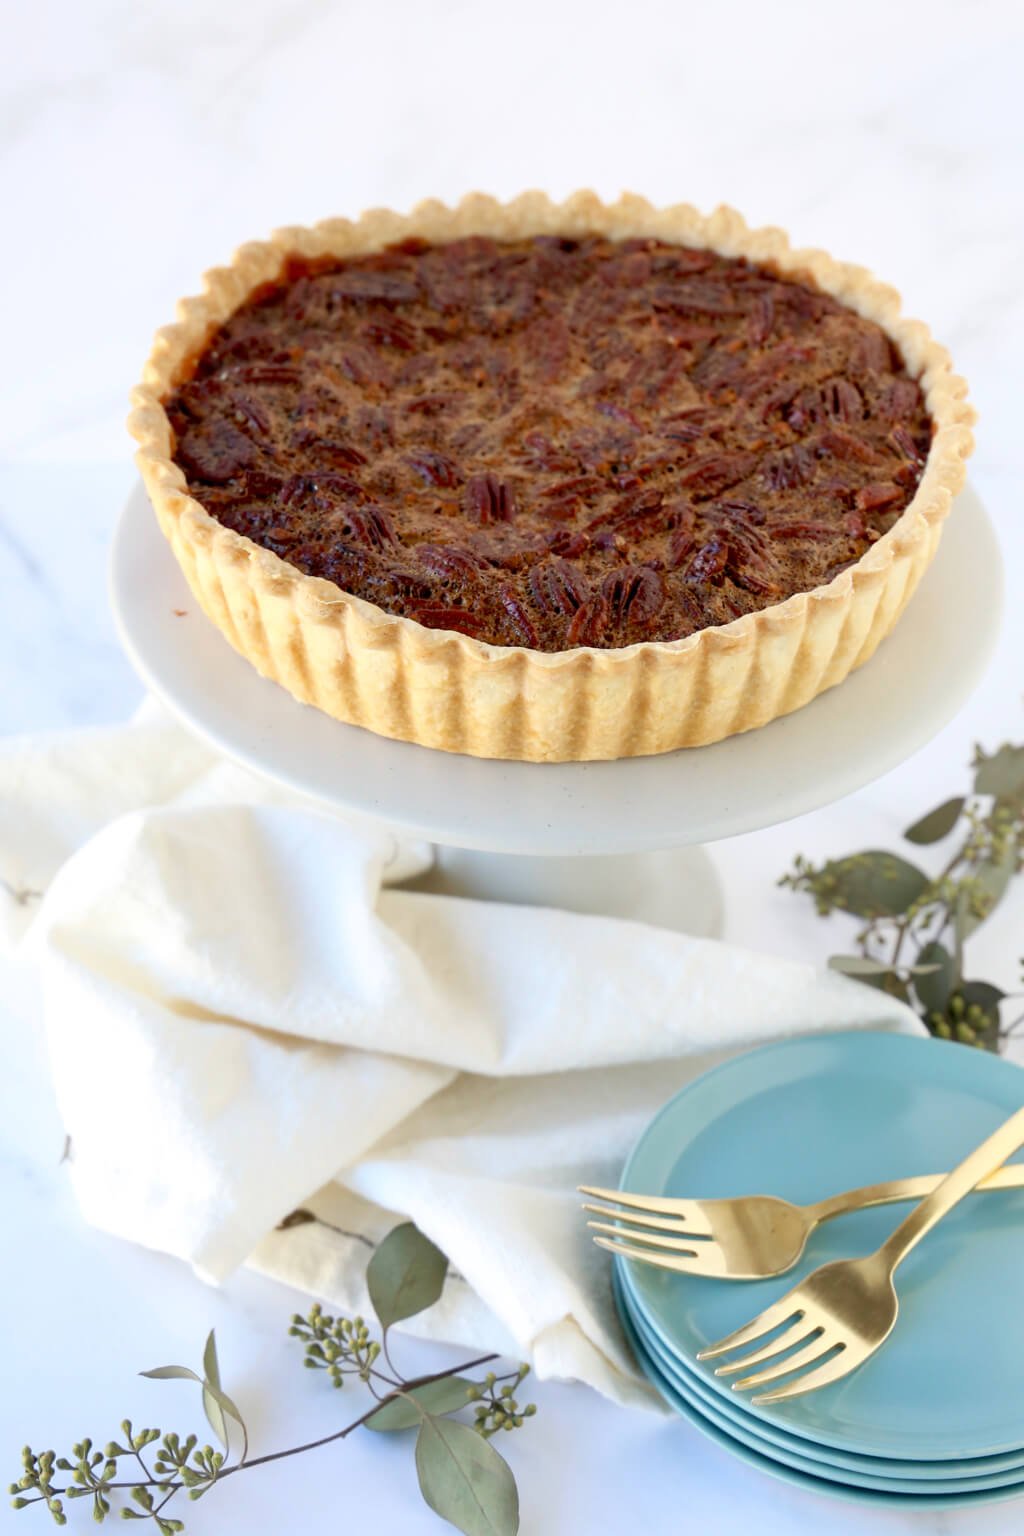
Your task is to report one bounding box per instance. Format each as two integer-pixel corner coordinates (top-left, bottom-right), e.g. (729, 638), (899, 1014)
(0, 703), (916, 1405)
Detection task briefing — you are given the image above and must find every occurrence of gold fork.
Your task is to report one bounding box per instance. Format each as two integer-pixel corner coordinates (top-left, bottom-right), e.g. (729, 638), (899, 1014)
(581, 1163), (1024, 1281)
(694, 1105), (1024, 1404)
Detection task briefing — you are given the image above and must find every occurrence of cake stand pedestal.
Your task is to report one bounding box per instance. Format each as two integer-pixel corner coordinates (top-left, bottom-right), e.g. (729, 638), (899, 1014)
(111, 485), (1001, 937)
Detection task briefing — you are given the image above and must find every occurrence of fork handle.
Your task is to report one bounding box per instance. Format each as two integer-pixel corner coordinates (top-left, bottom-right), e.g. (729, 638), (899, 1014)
(875, 1105), (1024, 1272)
(806, 1160), (1024, 1225)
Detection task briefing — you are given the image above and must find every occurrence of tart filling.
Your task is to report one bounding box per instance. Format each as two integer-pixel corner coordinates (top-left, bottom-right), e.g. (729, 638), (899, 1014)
(130, 193), (974, 761)
(166, 236), (932, 653)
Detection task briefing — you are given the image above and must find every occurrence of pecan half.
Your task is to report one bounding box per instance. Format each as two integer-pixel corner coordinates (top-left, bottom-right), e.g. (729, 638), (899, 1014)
(601, 566), (665, 625)
(500, 587), (540, 646)
(345, 506), (396, 549)
(416, 544), (488, 580)
(329, 272), (420, 305)
(177, 421), (257, 483)
(685, 537), (730, 586)
(854, 481), (902, 513)
(678, 452), (756, 498)
(407, 450), (461, 488)
(465, 473), (515, 523)
(407, 603), (485, 637)
(528, 560), (588, 616)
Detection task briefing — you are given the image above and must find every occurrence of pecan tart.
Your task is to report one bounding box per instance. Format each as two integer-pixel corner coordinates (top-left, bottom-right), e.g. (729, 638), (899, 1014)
(129, 193), (974, 761)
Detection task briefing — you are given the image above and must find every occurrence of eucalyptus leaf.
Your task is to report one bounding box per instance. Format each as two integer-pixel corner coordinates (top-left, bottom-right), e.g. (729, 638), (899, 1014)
(827, 955), (897, 977)
(202, 1330), (248, 1458)
(904, 797), (965, 844)
(973, 847), (1018, 931)
(820, 852), (929, 918)
(953, 886), (970, 970)
(959, 980), (1006, 1052)
(912, 942), (957, 1016)
(202, 1387), (228, 1452)
(366, 1377), (475, 1432)
(974, 745), (1024, 799)
(202, 1331), (221, 1391)
(956, 846), (1018, 940)
(855, 971), (912, 1004)
(415, 1415), (519, 1536)
(139, 1367), (201, 1382)
(367, 1222), (448, 1329)
(202, 1381), (248, 1463)
(961, 980), (1007, 1010)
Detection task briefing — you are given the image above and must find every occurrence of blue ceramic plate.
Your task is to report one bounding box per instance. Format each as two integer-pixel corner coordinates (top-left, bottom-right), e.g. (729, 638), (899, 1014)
(619, 1256), (1024, 1480)
(619, 1275), (1024, 1493)
(614, 1270), (1024, 1510)
(620, 1032), (1024, 1461)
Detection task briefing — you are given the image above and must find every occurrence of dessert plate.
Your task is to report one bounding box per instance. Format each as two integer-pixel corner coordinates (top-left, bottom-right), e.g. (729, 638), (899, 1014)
(615, 1271), (1024, 1510)
(619, 1275), (1024, 1489)
(619, 1031), (1024, 1461)
(618, 1257), (1024, 1479)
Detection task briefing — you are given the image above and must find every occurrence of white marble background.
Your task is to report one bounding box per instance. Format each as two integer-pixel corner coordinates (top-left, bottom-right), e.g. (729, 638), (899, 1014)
(2, 1), (1023, 1532)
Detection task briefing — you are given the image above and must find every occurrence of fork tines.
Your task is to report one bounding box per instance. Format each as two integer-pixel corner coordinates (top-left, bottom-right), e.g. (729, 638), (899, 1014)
(579, 1185), (715, 1275)
(578, 1186), (706, 1226)
(697, 1302), (848, 1403)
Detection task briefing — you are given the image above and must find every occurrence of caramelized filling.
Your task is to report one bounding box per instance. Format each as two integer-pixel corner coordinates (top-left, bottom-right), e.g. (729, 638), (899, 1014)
(167, 235), (931, 650)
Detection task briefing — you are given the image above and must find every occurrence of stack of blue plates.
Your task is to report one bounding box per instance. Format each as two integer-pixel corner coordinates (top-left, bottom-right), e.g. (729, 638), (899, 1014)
(612, 1033), (1024, 1509)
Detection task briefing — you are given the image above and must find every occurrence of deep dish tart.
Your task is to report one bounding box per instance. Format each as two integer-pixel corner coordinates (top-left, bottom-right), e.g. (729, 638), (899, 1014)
(129, 192), (974, 762)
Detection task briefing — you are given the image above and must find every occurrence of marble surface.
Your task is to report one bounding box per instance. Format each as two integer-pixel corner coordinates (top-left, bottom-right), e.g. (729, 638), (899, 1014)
(3, 1), (1024, 1531)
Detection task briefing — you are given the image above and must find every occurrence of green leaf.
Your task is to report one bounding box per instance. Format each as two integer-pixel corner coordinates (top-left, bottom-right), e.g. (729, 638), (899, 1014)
(913, 942), (957, 1016)
(202, 1381), (248, 1464)
(904, 797), (965, 844)
(974, 745), (1024, 799)
(139, 1367), (201, 1382)
(367, 1222), (448, 1328)
(202, 1331), (220, 1390)
(953, 885), (970, 971)
(820, 852), (929, 918)
(415, 1415), (519, 1536)
(188, 1329), (248, 1461)
(958, 980), (1007, 1051)
(827, 954), (897, 977)
(855, 970), (912, 1004)
(961, 980), (1007, 1011)
(202, 1387), (227, 1452)
(366, 1377), (476, 1432)
(961, 846), (1019, 938)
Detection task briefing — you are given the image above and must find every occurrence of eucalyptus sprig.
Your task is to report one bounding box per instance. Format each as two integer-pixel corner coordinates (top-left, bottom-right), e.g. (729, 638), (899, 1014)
(781, 739), (1024, 1050)
(10, 1222), (534, 1536)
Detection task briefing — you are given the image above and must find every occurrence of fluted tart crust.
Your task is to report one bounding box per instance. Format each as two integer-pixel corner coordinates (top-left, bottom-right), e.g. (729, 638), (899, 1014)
(128, 192), (974, 762)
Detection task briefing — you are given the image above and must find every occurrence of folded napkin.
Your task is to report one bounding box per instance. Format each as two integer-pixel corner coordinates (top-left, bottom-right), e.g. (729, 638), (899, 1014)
(1, 703), (916, 1405)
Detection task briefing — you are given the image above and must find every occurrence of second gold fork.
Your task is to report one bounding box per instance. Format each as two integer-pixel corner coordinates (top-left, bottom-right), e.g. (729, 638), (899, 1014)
(581, 1162), (1024, 1280)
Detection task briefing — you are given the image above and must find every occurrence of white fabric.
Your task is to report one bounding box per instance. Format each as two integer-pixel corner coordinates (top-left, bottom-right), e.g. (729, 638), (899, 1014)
(0, 703), (916, 1405)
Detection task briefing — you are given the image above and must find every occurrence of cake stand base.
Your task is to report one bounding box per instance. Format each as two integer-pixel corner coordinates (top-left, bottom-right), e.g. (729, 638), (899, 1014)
(400, 844), (723, 936)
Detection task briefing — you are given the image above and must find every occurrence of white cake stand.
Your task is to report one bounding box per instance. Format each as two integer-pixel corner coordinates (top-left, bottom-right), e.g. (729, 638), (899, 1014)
(111, 484), (1002, 936)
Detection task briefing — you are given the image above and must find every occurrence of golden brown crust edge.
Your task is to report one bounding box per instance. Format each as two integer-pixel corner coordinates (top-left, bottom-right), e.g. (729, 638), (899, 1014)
(127, 191), (975, 762)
